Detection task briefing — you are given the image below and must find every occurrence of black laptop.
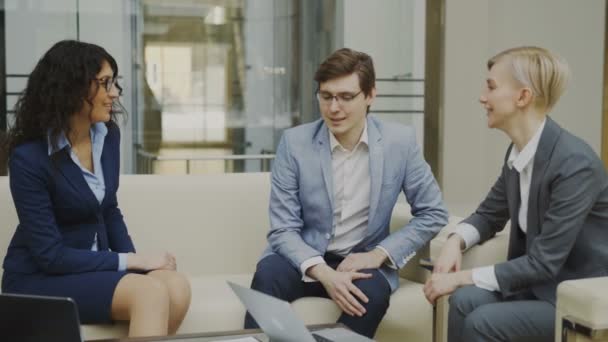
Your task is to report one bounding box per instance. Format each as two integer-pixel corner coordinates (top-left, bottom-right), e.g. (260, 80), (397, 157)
(0, 293), (82, 342)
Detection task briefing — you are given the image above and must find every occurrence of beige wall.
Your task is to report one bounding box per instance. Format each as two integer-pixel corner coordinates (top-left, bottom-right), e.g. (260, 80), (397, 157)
(442, 0), (606, 217)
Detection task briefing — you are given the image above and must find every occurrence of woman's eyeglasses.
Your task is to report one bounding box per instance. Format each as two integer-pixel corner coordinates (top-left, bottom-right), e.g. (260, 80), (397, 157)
(96, 77), (117, 92)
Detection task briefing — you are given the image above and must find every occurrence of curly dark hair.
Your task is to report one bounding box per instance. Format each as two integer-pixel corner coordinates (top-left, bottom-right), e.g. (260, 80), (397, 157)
(4, 40), (124, 155)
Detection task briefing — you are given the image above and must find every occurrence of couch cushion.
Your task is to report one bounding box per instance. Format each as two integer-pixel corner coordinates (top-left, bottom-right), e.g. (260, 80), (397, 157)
(82, 322), (128, 341)
(83, 274), (432, 341)
(376, 278), (432, 342)
(0, 174), (273, 282)
(82, 274), (253, 340)
(117, 174), (272, 277)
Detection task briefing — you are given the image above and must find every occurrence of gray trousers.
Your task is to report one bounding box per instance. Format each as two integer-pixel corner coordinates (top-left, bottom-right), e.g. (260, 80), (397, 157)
(447, 285), (555, 342)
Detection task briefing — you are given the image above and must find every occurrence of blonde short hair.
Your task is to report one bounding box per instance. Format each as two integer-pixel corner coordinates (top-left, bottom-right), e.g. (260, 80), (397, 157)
(488, 46), (570, 112)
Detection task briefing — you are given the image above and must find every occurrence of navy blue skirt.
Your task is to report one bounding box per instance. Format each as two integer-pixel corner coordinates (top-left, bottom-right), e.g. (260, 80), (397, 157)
(2, 270), (130, 323)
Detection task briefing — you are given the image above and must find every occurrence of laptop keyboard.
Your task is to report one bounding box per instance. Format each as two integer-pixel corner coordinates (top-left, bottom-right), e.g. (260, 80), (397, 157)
(312, 333), (333, 342)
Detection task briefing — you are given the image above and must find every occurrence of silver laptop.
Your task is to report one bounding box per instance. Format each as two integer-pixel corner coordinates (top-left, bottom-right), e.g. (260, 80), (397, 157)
(228, 282), (374, 342)
(0, 293), (83, 342)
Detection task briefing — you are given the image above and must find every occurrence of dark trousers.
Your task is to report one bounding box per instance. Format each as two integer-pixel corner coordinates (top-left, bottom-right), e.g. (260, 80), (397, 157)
(244, 253), (391, 338)
(448, 285), (555, 342)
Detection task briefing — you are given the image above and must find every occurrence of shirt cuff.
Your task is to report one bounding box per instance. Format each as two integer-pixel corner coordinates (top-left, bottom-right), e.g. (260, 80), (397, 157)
(374, 246), (398, 270)
(453, 223), (481, 251)
(118, 253), (128, 271)
(300, 256), (326, 282)
(472, 265), (500, 292)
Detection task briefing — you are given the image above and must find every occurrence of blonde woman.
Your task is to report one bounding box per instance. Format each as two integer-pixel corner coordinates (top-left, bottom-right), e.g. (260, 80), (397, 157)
(423, 46), (608, 341)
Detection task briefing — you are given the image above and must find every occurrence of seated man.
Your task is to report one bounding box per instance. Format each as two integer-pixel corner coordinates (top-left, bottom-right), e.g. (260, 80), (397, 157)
(245, 47), (449, 338)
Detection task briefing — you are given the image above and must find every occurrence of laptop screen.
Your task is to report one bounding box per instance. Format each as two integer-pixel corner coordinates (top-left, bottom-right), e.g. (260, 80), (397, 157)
(0, 293), (82, 342)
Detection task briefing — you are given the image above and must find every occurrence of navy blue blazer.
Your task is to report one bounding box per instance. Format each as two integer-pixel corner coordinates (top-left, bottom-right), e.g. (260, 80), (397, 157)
(3, 121), (135, 275)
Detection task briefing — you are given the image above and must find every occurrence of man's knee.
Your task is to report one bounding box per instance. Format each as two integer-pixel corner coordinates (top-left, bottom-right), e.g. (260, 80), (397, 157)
(251, 254), (299, 292)
(353, 270), (390, 312)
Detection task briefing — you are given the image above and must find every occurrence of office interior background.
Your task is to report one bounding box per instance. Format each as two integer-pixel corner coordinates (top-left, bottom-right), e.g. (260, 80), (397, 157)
(0, 0), (605, 218)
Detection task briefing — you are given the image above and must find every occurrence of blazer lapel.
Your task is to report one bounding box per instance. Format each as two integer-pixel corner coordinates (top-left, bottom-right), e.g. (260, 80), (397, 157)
(506, 164), (526, 259)
(54, 148), (99, 211)
(367, 118), (383, 226)
(100, 140), (114, 206)
(527, 117), (561, 236)
(316, 126), (335, 213)
(506, 162), (521, 228)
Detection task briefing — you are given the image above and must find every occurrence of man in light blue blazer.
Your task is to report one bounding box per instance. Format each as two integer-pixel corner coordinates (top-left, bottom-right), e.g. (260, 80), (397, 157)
(244, 48), (449, 338)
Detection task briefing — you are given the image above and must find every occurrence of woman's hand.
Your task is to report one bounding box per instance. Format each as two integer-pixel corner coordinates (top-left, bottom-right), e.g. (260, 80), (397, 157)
(433, 234), (464, 273)
(127, 252), (177, 271)
(423, 270), (473, 304)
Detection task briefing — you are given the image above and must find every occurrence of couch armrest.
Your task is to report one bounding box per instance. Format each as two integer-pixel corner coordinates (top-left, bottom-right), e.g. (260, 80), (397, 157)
(434, 295), (450, 342)
(431, 223), (510, 342)
(399, 243), (430, 284)
(389, 202), (466, 284)
(389, 202), (431, 284)
(556, 277), (608, 342)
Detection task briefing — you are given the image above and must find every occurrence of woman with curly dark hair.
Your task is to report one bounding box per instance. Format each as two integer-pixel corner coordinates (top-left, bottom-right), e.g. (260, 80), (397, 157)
(1, 40), (190, 337)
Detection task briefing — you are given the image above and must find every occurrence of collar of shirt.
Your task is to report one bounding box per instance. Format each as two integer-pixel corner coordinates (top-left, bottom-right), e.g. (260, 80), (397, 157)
(47, 122), (108, 156)
(507, 118), (546, 172)
(329, 122), (369, 153)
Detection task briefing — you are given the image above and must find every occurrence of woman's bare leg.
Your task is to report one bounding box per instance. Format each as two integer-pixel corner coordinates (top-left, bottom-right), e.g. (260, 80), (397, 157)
(111, 274), (170, 337)
(147, 270), (191, 334)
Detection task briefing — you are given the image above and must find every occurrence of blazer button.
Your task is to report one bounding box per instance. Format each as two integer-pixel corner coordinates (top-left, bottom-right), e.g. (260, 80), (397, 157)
(325, 233), (331, 239)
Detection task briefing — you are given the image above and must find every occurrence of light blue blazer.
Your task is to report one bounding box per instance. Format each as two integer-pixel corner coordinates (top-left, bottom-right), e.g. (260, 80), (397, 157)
(261, 115), (449, 291)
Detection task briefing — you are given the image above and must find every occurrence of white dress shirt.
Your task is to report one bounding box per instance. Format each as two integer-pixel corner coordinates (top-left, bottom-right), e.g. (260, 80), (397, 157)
(300, 124), (394, 281)
(454, 119), (546, 291)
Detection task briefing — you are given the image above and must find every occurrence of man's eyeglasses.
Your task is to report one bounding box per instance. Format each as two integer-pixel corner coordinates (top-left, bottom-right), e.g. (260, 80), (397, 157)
(316, 90), (363, 106)
(96, 77), (117, 92)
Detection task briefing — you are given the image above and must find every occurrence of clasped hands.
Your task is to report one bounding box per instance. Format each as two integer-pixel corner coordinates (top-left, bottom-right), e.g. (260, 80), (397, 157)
(307, 249), (387, 317)
(423, 235), (473, 304)
(126, 251), (177, 271)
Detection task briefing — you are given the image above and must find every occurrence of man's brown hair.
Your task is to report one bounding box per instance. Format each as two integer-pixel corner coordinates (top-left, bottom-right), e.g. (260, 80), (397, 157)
(314, 48), (376, 97)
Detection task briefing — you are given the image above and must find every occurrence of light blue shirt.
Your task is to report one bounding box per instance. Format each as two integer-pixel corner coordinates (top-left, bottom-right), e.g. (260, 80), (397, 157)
(48, 122), (127, 271)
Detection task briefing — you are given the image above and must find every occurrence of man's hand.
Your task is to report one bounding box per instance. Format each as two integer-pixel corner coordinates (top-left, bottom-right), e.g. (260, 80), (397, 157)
(423, 270), (472, 304)
(127, 252), (177, 271)
(336, 249), (387, 272)
(433, 234), (464, 273)
(307, 264), (372, 317)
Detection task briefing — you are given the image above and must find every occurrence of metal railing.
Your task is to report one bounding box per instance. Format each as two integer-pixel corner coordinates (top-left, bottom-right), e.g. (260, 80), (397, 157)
(371, 77), (424, 114)
(135, 147), (275, 174)
(4, 74), (126, 120)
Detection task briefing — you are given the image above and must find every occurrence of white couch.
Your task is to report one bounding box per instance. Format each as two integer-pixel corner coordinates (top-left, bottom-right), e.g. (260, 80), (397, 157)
(0, 173), (454, 342)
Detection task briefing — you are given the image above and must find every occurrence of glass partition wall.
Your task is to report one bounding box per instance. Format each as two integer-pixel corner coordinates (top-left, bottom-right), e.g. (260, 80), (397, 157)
(136, 0), (307, 174)
(0, 0), (428, 176)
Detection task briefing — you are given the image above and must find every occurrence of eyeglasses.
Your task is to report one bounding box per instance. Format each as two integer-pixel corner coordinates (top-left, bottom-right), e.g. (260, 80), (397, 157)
(96, 77), (117, 92)
(316, 90), (363, 107)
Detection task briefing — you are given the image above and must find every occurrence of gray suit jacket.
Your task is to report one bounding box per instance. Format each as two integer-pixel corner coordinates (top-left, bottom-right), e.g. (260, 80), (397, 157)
(463, 117), (608, 304)
(261, 115), (449, 291)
